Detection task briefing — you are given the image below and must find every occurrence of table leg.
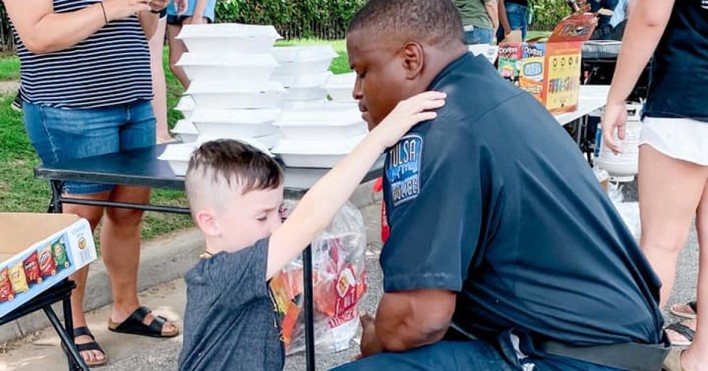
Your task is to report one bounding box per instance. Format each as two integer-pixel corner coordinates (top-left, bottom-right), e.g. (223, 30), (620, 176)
(43, 305), (88, 371)
(48, 180), (64, 213)
(303, 245), (316, 371)
(63, 296), (78, 371)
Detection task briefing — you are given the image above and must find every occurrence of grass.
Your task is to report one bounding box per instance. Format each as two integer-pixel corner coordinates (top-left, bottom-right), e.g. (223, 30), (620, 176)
(0, 56), (20, 80)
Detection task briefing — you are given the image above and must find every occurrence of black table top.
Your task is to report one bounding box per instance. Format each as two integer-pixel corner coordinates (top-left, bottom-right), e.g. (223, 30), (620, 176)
(34, 144), (383, 197)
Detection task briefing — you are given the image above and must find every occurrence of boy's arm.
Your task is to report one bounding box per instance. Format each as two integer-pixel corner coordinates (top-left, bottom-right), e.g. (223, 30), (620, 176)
(266, 91), (446, 279)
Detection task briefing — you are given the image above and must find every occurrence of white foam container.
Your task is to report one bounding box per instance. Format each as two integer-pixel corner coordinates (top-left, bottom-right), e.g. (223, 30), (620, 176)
(192, 108), (281, 139)
(272, 45), (337, 64)
(187, 80), (286, 109)
(197, 132), (281, 154)
(272, 46), (338, 78)
(172, 119), (199, 143)
(275, 105), (367, 140)
(175, 95), (196, 120)
(273, 135), (364, 168)
(284, 87), (329, 102)
(177, 52), (278, 82)
(177, 23), (281, 53)
(158, 142), (199, 176)
(325, 72), (356, 102)
(282, 99), (329, 110)
(272, 71), (332, 89)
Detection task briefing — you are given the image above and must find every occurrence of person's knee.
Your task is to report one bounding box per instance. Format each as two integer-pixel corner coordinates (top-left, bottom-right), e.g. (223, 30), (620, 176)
(104, 207), (144, 227)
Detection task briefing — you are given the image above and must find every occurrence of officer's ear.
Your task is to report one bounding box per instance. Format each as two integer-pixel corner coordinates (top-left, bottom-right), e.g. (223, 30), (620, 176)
(401, 41), (425, 80)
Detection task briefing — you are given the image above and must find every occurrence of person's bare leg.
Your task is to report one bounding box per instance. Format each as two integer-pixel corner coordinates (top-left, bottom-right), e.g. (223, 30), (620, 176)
(166, 23), (190, 89)
(101, 185), (178, 334)
(639, 145), (707, 307)
(682, 181), (708, 370)
(64, 192), (110, 364)
(149, 17), (171, 143)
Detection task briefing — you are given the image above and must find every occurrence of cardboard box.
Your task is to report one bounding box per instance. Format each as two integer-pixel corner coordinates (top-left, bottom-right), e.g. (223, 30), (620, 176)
(0, 213), (97, 318)
(498, 13), (597, 113)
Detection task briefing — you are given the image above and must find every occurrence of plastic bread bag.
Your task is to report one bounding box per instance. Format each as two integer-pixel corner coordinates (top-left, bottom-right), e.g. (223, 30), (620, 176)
(270, 201), (367, 355)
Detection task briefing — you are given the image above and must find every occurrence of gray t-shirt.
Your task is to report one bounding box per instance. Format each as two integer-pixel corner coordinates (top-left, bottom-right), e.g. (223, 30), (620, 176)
(178, 238), (284, 371)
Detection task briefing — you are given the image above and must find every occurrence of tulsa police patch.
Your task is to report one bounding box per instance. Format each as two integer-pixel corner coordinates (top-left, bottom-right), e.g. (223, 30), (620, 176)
(386, 134), (423, 207)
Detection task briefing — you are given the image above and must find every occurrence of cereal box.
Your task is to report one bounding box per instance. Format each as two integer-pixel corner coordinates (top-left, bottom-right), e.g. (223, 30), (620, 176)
(498, 13), (597, 113)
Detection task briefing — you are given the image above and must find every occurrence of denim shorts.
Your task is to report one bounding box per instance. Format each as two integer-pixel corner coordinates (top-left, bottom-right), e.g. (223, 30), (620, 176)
(23, 100), (156, 195)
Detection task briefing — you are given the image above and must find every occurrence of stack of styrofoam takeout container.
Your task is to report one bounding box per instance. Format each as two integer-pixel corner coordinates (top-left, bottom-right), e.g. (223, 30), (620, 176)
(160, 24), (377, 183)
(269, 45), (371, 181)
(160, 23), (285, 176)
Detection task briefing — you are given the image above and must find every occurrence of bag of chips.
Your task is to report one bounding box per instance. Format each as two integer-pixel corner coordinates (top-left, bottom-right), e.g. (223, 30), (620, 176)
(52, 238), (71, 270)
(23, 251), (42, 284)
(0, 268), (15, 303)
(38, 246), (57, 278)
(9, 261), (29, 293)
(270, 202), (367, 355)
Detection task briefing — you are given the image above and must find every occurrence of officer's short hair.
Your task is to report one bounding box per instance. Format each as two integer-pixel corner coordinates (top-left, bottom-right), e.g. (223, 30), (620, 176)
(185, 139), (283, 212)
(347, 0), (464, 46)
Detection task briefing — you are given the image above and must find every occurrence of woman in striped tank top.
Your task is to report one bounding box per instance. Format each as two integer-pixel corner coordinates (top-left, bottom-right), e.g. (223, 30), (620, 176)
(5, 0), (184, 366)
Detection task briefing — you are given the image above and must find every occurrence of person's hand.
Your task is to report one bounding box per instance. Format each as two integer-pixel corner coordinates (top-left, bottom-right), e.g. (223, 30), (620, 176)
(371, 91), (446, 149)
(173, 0), (188, 16)
(147, 0), (169, 13)
(185, 15), (208, 25)
(103, 0), (151, 21)
(503, 26), (511, 37)
(354, 314), (384, 360)
(601, 101), (628, 155)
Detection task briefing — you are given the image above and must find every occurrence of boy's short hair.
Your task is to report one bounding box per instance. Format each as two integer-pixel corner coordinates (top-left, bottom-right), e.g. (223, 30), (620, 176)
(348, 0), (464, 46)
(185, 140), (283, 211)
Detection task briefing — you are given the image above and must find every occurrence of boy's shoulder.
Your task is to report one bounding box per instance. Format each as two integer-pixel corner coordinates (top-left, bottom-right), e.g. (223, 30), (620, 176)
(186, 237), (271, 288)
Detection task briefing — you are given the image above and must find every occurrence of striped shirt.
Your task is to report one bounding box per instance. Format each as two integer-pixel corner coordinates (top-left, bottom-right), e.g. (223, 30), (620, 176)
(14, 0), (153, 109)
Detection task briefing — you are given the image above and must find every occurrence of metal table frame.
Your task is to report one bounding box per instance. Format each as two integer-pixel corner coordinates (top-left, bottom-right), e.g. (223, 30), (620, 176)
(0, 280), (89, 371)
(35, 144), (382, 371)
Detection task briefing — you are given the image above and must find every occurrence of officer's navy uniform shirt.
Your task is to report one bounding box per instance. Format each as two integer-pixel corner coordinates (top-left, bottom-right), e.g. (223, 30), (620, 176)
(381, 53), (664, 347)
(644, 0), (708, 121)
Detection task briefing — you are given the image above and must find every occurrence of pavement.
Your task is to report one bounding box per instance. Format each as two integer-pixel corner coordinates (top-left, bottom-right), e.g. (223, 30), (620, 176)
(0, 181), (701, 371)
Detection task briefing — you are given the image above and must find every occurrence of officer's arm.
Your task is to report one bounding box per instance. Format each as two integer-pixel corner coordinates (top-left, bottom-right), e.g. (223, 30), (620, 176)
(373, 289), (456, 352)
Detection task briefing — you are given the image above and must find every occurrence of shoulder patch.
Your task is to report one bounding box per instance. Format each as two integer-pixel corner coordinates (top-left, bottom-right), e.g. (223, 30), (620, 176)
(385, 134), (423, 207)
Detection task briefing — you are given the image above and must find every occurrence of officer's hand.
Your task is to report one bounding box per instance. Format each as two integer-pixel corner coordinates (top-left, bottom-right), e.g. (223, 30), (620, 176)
(601, 101), (628, 155)
(372, 91), (446, 148)
(354, 314), (383, 360)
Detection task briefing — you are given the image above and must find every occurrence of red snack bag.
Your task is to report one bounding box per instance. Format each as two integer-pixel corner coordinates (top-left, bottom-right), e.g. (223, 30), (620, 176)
(23, 251), (42, 284)
(38, 246), (57, 278)
(0, 268), (15, 303)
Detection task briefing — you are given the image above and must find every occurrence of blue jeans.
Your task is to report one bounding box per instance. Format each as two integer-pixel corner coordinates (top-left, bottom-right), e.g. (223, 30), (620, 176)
(331, 332), (622, 371)
(464, 28), (494, 45)
(23, 100), (156, 195)
(498, 3), (528, 41)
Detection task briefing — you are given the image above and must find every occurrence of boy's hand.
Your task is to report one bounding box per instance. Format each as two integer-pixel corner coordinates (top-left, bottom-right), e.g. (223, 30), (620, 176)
(372, 91), (446, 148)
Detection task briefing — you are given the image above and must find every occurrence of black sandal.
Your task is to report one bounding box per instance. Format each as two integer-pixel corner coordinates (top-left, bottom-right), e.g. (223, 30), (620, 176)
(107, 306), (179, 338)
(666, 322), (695, 346)
(61, 326), (108, 367)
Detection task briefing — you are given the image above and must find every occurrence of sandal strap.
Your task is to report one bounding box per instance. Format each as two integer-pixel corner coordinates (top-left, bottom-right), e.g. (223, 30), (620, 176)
(73, 326), (95, 340)
(129, 306), (152, 323)
(667, 322), (696, 342)
(76, 340), (104, 353)
(688, 300), (698, 313)
(147, 314), (168, 334)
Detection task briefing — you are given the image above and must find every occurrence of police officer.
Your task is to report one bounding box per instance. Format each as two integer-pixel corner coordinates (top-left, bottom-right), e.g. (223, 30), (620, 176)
(333, 0), (667, 370)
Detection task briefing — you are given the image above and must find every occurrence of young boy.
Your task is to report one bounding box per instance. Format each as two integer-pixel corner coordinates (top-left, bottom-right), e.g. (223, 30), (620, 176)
(177, 91), (446, 371)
